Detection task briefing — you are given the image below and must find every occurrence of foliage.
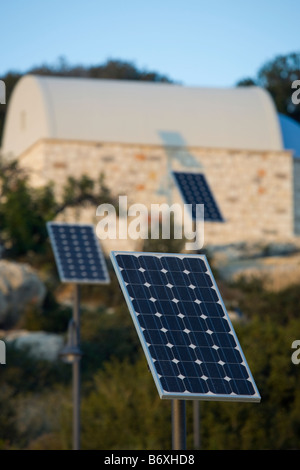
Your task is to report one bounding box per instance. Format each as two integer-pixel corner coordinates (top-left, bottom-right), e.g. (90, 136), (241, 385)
(200, 314), (300, 450)
(257, 52), (300, 123)
(230, 276), (300, 326)
(0, 343), (70, 395)
(1, 273), (300, 449)
(237, 51), (300, 123)
(58, 172), (114, 215)
(18, 288), (71, 333)
(78, 277), (300, 450)
(25, 56), (172, 83)
(79, 305), (140, 382)
(0, 386), (20, 448)
(0, 160), (56, 256)
(193, 278), (300, 450)
(80, 354), (172, 450)
(142, 213), (187, 253)
(0, 158), (115, 259)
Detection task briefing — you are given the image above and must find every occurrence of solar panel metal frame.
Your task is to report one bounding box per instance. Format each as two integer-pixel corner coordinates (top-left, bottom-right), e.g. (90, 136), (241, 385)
(47, 222), (110, 284)
(110, 251), (261, 403)
(172, 171), (224, 222)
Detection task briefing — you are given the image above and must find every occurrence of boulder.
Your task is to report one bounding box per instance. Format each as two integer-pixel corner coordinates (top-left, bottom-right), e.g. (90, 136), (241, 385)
(1, 330), (64, 361)
(206, 241), (300, 291)
(0, 260), (46, 327)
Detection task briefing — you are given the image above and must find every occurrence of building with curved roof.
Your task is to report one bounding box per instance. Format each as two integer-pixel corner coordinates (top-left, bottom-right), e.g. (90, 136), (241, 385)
(1, 74), (285, 158)
(0, 74), (298, 246)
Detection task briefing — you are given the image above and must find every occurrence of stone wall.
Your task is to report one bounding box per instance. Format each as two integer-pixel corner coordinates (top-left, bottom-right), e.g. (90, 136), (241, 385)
(18, 138), (295, 251)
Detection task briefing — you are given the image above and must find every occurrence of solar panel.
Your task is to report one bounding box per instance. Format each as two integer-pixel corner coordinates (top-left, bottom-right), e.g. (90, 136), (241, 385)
(172, 171), (224, 222)
(110, 251), (260, 402)
(47, 222), (110, 284)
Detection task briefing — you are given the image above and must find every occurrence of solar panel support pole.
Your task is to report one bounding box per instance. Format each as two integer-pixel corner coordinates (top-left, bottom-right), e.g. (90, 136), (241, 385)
(73, 283), (81, 451)
(172, 400), (186, 450)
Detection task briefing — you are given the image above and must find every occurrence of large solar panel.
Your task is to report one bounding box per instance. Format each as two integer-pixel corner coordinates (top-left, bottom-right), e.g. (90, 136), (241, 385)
(172, 171), (224, 222)
(47, 222), (110, 284)
(110, 251), (260, 402)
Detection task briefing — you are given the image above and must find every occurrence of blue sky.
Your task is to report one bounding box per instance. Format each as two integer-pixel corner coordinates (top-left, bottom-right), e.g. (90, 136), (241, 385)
(1, 0), (298, 87)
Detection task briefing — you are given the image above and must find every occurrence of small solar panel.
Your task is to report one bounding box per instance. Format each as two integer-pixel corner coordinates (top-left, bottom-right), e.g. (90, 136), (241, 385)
(47, 222), (110, 284)
(110, 251), (260, 402)
(172, 171), (224, 222)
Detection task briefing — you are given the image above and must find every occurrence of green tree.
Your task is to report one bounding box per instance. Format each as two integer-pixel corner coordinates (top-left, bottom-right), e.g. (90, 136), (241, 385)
(80, 354), (172, 450)
(237, 52), (300, 123)
(200, 314), (300, 450)
(0, 164), (55, 256)
(142, 213), (186, 253)
(0, 159), (115, 258)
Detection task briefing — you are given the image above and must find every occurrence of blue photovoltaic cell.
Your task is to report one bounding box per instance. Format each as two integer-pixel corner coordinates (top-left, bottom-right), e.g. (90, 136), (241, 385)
(47, 222), (110, 284)
(110, 251), (260, 402)
(172, 171), (224, 222)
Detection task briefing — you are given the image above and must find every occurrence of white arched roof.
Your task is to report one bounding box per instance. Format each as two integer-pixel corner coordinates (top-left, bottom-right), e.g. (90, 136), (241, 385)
(1, 74), (283, 158)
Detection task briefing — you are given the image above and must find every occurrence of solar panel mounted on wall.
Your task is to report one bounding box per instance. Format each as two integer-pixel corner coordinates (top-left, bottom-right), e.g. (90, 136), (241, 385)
(172, 171), (224, 222)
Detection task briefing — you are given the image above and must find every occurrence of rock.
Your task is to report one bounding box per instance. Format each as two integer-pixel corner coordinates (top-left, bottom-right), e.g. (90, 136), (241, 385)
(262, 242), (300, 257)
(205, 240), (300, 264)
(0, 260), (46, 327)
(206, 241), (300, 291)
(1, 330), (64, 361)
